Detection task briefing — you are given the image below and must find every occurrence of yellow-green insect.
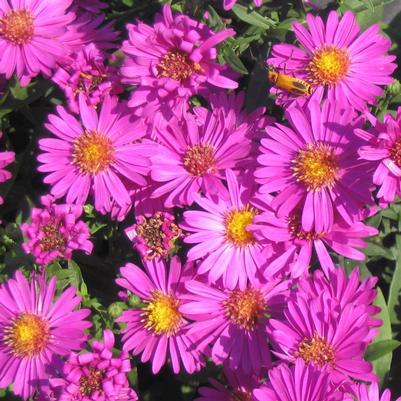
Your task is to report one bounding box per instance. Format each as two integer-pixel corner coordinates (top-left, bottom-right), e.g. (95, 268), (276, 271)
(267, 65), (314, 96)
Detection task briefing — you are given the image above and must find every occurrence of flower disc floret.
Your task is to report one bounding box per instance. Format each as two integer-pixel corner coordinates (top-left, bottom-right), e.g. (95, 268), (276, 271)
(0, 9), (34, 45)
(183, 144), (216, 177)
(157, 49), (202, 81)
(225, 206), (257, 246)
(296, 333), (336, 366)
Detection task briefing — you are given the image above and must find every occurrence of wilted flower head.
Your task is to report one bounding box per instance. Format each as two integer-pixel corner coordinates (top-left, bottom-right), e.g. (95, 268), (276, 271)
(21, 195), (93, 265)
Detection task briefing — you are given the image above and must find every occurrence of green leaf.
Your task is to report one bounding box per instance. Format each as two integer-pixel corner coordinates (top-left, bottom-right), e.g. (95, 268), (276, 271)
(341, 0), (394, 13)
(232, 4), (276, 29)
(371, 288), (393, 381)
(388, 234), (401, 325)
(364, 242), (395, 260)
(365, 339), (401, 361)
(222, 46), (248, 75)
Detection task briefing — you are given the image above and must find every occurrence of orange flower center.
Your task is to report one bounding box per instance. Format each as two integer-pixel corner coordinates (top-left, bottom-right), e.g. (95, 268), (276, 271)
(287, 212), (324, 241)
(389, 137), (401, 167)
(0, 9), (34, 45)
(4, 313), (50, 357)
(39, 217), (66, 252)
(157, 49), (202, 81)
(182, 144), (216, 176)
(79, 367), (105, 397)
(292, 143), (338, 191)
(72, 130), (115, 175)
(224, 288), (266, 331)
(296, 333), (335, 366)
(225, 205), (257, 247)
(142, 291), (182, 336)
(308, 46), (350, 86)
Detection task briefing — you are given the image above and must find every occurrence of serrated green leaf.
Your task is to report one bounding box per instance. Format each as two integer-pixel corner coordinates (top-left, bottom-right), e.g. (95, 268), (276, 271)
(232, 4), (276, 29)
(365, 339), (401, 361)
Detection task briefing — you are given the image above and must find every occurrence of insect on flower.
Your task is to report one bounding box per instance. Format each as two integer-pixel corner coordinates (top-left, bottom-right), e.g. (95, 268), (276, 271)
(267, 65), (314, 96)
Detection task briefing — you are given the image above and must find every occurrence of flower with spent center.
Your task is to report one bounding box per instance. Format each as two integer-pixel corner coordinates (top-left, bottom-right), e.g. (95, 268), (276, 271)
(255, 100), (374, 233)
(116, 256), (203, 374)
(181, 169), (273, 289)
(0, 270), (91, 399)
(121, 4), (237, 117)
(46, 330), (138, 401)
(38, 95), (151, 216)
(0, 0), (76, 86)
(181, 276), (288, 375)
(267, 10), (396, 110)
(20, 195), (93, 265)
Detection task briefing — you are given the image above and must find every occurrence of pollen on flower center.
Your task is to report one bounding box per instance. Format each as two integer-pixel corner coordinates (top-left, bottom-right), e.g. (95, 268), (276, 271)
(0, 9), (35, 45)
(308, 46), (350, 86)
(287, 212), (324, 241)
(4, 313), (50, 357)
(296, 333), (335, 366)
(224, 288), (266, 331)
(157, 48), (202, 81)
(230, 390), (253, 401)
(292, 143), (338, 191)
(225, 205), (257, 246)
(79, 367), (105, 397)
(40, 217), (66, 252)
(72, 130), (115, 175)
(143, 291), (182, 336)
(182, 144), (216, 176)
(389, 137), (401, 167)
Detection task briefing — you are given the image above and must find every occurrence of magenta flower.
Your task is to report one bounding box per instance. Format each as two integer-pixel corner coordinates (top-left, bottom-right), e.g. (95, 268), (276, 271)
(223, 0), (262, 10)
(48, 330), (138, 401)
(38, 95), (150, 215)
(0, 132), (15, 204)
(181, 277), (288, 375)
(75, 0), (107, 14)
(181, 169), (273, 289)
(20, 195), (93, 265)
(0, 270), (91, 399)
(250, 198), (378, 277)
(351, 383), (401, 401)
(53, 44), (123, 114)
(121, 4), (237, 116)
(253, 359), (344, 401)
(255, 100), (373, 233)
(116, 257), (203, 374)
(268, 292), (375, 383)
(267, 11), (396, 110)
(150, 106), (252, 208)
(0, 0), (76, 86)
(125, 211), (182, 261)
(357, 107), (401, 204)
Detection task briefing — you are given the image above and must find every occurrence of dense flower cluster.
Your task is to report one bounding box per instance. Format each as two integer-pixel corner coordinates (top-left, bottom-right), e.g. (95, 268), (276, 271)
(0, 1), (399, 401)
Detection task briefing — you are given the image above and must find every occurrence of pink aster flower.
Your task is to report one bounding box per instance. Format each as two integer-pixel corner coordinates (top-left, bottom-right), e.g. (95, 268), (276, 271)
(116, 256), (203, 374)
(250, 198), (378, 277)
(121, 4), (237, 117)
(268, 292), (376, 383)
(267, 11), (396, 110)
(0, 0), (76, 86)
(181, 169), (273, 289)
(53, 44), (123, 114)
(20, 195), (93, 265)
(223, 0), (262, 10)
(181, 276), (288, 375)
(351, 383), (401, 401)
(356, 107), (401, 204)
(0, 270), (91, 399)
(75, 0), (107, 14)
(255, 100), (374, 233)
(48, 329), (138, 401)
(38, 95), (150, 215)
(0, 132), (15, 204)
(253, 359), (344, 401)
(125, 211), (182, 261)
(150, 106), (252, 208)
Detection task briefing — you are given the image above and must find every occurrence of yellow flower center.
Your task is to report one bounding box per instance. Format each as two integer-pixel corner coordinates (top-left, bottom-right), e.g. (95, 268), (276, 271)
(389, 137), (401, 167)
(79, 367), (105, 397)
(72, 130), (115, 175)
(292, 143), (338, 191)
(224, 288), (266, 331)
(4, 313), (50, 357)
(225, 206), (257, 247)
(287, 212), (324, 241)
(0, 9), (34, 45)
(157, 49), (202, 81)
(182, 144), (216, 176)
(39, 217), (66, 252)
(296, 333), (335, 366)
(143, 291), (182, 336)
(308, 46), (350, 86)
